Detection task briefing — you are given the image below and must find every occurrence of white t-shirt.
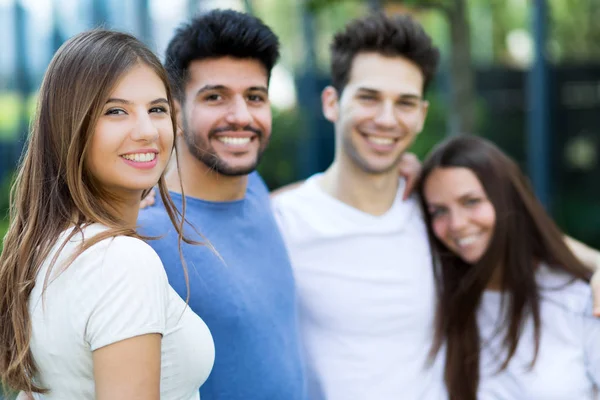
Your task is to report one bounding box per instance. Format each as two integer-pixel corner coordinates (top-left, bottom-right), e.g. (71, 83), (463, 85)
(272, 175), (446, 400)
(28, 224), (215, 399)
(478, 265), (600, 399)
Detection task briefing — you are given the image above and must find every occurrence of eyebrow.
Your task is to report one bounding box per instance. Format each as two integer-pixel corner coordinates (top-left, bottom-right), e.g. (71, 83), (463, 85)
(105, 98), (169, 105)
(196, 85), (269, 96)
(356, 87), (422, 101)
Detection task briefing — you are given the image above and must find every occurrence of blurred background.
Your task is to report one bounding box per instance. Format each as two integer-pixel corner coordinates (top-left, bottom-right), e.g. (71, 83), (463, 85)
(0, 0), (599, 251)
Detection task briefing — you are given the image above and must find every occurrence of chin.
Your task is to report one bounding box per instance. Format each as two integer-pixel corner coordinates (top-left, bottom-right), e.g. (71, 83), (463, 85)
(461, 252), (484, 265)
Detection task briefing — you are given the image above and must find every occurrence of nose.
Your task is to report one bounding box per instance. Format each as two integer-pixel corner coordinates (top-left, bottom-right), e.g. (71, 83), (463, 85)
(373, 101), (397, 129)
(449, 208), (468, 232)
(132, 110), (159, 142)
(225, 95), (252, 127)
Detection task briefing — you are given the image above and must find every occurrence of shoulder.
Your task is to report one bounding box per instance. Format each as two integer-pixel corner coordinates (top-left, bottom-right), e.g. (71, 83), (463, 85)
(271, 179), (315, 224)
(271, 175), (320, 213)
(137, 200), (176, 237)
(82, 235), (170, 350)
(78, 234), (168, 288)
(538, 265), (592, 315)
(247, 171), (270, 197)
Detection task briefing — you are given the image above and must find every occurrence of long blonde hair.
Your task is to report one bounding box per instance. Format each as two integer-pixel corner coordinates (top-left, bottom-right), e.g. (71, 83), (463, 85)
(0, 29), (193, 392)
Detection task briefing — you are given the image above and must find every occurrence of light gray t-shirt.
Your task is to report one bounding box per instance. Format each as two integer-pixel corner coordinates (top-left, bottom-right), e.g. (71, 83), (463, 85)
(478, 265), (600, 399)
(29, 224), (215, 399)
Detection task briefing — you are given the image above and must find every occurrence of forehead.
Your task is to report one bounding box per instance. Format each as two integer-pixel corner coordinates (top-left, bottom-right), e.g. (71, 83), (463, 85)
(345, 52), (425, 97)
(110, 64), (166, 96)
(186, 57), (268, 90)
(424, 167), (485, 203)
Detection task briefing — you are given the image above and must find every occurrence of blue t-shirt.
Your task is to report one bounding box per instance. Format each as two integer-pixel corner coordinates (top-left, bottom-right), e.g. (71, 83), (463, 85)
(138, 172), (306, 400)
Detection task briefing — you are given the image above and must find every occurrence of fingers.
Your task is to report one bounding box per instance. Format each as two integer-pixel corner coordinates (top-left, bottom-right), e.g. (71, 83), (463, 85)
(591, 270), (600, 317)
(397, 152), (422, 200)
(140, 188), (157, 210)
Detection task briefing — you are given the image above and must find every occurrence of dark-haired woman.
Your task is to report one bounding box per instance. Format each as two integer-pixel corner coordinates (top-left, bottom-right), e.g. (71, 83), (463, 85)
(418, 135), (600, 399)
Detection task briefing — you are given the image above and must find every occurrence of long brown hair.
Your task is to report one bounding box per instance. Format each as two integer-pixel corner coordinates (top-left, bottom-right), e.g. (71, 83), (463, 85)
(0, 30), (194, 393)
(416, 135), (591, 400)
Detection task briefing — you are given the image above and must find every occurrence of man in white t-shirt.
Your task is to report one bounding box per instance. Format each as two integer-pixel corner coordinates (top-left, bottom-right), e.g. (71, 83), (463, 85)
(272, 13), (446, 400)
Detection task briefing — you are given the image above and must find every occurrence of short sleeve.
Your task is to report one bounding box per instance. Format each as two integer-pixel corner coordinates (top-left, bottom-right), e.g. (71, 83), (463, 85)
(84, 236), (169, 351)
(583, 296), (600, 385)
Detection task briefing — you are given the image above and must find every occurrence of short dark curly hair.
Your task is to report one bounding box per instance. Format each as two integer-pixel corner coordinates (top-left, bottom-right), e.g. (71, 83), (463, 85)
(330, 12), (440, 95)
(164, 9), (280, 102)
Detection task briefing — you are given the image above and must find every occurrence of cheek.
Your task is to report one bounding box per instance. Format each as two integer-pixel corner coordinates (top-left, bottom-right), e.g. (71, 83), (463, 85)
(188, 107), (214, 134)
(476, 204), (497, 231)
(401, 113), (425, 131)
(254, 107), (272, 136)
(431, 218), (448, 243)
(343, 104), (372, 127)
(159, 121), (175, 149)
(88, 124), (112, 163)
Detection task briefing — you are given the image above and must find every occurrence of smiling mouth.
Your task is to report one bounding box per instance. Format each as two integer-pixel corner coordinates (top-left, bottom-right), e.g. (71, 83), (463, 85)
(216, 136), (252, 146)
(366, 135), (397, 146)
(455, 234), (481, 248)
(121, 152), (157, 162)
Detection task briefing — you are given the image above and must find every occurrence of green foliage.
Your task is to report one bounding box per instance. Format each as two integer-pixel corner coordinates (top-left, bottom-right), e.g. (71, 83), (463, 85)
(0, 173), (13, 252)
(409, 90), (447, 159)
(0, 92), (37, 141)
(258, 107), (307, 189)
(549, 0), (600, 62)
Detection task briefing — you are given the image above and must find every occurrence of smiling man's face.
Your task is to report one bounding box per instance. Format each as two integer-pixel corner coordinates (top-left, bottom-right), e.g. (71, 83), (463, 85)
(323, 52), (429, 174)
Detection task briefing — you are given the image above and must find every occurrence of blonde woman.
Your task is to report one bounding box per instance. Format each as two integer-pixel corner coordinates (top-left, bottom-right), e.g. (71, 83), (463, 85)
(0, 30), (214, 399)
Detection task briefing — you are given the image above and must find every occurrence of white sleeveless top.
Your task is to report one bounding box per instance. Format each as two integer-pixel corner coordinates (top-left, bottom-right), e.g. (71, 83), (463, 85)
(29, 224), (214, 399)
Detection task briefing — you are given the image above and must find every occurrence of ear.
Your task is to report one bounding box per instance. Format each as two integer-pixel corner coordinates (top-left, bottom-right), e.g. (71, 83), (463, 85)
(173, 99), (184, 137)
(321, 86), (340, 123)
(416, 100), (430, 134)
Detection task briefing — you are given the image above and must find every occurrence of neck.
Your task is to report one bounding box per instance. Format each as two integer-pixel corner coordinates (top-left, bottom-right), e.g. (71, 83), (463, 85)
(167, 144), (248, 202)
(319, 155), (400, 216)
(102, 195), (141, 229)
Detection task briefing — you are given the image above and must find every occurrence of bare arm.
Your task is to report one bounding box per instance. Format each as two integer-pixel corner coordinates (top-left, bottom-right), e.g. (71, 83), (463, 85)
(565, 235), (600, 271)
(93, 334), (162, 400)
(565, 235), (600, 316)
(15, 393), (34, 400)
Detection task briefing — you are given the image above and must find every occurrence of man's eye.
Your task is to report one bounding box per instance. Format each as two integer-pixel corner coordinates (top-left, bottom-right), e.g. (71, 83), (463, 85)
(248, 94), (265, 102)
(358, 95), (376, 101)
(205, 94), (222, 101)
(398, 101), (419, 108)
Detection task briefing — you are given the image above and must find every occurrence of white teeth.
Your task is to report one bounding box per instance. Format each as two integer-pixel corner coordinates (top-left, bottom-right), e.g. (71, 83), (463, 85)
(367, 136), (394, 145)
(122, 152), (156, 162)
(456, 235), (478, 247)
(217, 137), (251, 145)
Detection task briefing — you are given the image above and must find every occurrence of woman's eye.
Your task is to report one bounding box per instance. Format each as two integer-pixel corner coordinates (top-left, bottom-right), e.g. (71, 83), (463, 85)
(105, 108), (126, 116)
(149, 106), (168, 114)
(429, 208), (446, 219)
(464, 198), (481, 206)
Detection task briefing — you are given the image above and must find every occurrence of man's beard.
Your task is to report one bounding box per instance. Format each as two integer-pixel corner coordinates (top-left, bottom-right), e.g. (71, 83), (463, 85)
(182, 120), (267, 176)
